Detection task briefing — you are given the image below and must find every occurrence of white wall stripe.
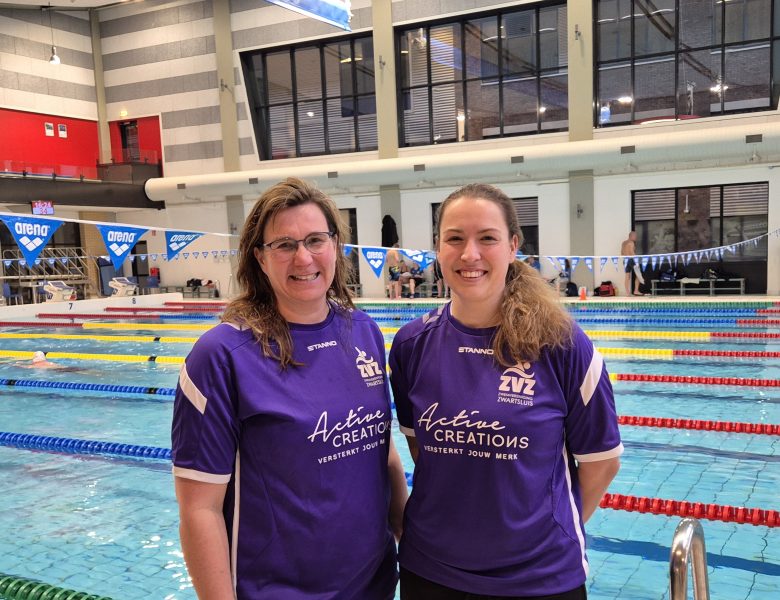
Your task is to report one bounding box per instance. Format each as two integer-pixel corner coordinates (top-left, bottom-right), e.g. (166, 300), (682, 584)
(579, 349), (604, 407)
(178, 362), (207, 414)
(103, 55), (218, 88)
(100, 19), (216, 55)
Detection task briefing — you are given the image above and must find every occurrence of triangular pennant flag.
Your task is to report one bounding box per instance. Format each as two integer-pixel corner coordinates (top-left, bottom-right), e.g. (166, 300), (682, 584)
(230, 250), (237, 256)
(140, 255), (147, 262)
(558, 257), (568, 271)
(60, 257), (69, 265)
(599, 257), (608, 271)
(570, 257), (580, 271)
(683, 254), (690, 266)
(203, 252), (209, 259)
(401, 248), (435, 270)
(640, 256), (649, 270)
(221, 250), (229, 257)
(129, 255), (136, 263)
(2, 260), (11, 267)
(360, 247), (388, 278)
(0, 215), (63, 266)
(96, 224), (148, 272)
(546, 256), (558, 268)
(623, 258), (629, 269)
(47, 258), (55, 265)
(19, 259), (27, 267)
(650, 256), (657, 271)
(182, 252), (190, 259)
(192, 252), (200, 258)
(165, 231), (204, 261)
(344, 246), (353, 257)
(34, 259), (41, 266)
(212, 251), (219, 257)
(150, 253), (158, 261)
(584, 257), (593, 271)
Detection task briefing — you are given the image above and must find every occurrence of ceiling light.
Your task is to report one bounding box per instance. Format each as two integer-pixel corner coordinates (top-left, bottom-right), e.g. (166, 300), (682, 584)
(306, 111), (314, 117)
(617, 96), (633, 104)
(46, 5), (60, 65)
(539, 106), (547, 114)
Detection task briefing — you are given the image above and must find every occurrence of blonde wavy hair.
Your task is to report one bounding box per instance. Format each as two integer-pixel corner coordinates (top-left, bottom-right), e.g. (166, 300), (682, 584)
(222, 177), (355, 368)
(436, 183), (573, 367)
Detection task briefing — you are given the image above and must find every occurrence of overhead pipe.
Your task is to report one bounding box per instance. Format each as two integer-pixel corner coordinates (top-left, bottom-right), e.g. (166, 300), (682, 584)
(144, 119), (780, 203)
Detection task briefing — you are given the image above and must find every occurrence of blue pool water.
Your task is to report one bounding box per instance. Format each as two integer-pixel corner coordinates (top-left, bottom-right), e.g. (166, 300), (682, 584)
(0, 303), (778, 599)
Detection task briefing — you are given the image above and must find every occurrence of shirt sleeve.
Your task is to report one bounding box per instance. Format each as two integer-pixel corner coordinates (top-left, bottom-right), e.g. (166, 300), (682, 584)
(562, 325), (624, 462)
(389, 333), (415, 437)
(171, 327), (240, 483)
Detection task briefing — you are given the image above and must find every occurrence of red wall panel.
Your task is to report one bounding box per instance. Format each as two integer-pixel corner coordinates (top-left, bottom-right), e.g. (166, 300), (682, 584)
(108, 116), (163, 169)
(0, 108), (99, 179)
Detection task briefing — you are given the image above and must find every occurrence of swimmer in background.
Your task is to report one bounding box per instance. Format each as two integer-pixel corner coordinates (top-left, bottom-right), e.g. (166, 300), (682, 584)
(11, 351), (85, 373)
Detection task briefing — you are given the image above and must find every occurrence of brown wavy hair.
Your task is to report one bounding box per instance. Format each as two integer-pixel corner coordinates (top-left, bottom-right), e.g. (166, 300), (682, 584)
(436, 183), (573, 367)
(222, 177), (355, 368)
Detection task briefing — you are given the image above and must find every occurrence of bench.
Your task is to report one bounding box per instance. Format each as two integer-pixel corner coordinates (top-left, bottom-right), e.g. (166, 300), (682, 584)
(651, 278), (746, 296)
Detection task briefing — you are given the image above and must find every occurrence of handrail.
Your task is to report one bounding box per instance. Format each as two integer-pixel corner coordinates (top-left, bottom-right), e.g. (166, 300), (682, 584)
(669, 517), (711, 600)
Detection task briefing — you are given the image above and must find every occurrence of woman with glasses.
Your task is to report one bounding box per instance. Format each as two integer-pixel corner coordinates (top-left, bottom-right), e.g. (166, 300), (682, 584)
(389, 183), (622, 600)
(172, 177), (407, 599)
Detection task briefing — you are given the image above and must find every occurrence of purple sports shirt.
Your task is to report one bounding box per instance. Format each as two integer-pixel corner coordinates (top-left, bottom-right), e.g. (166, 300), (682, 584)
(389, 303), (623, 596)
(172, 307), (397, 599)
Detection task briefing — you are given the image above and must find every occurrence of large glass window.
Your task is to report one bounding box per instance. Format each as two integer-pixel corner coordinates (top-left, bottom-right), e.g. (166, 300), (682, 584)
(596, 0), (778, 125)
(241, 35), (377, 160)
(398, 3), (568, 147)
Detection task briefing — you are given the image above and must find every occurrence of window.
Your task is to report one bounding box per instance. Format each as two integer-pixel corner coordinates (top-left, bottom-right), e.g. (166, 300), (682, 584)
(632, 183), (768, 290)
(241, 34), (377, 160)
(513, 197), (539, 256)
(596, 0), (776, 126)
(397, 2), (568, 147)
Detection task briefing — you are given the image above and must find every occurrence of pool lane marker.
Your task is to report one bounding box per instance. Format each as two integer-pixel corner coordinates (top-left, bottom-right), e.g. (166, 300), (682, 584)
(0, 333), (199, 343)
(105, 306), (224, 313)
(37, 312), (216, 320)
(0, 321), (211, 331)
(0, 378), (174, 396)
(609, 372), (780, 387)
(599, 493), (779, 527)
(0, 572), (113, 600)
(0, 350), (184, 363)
(0, 430), (776, 527)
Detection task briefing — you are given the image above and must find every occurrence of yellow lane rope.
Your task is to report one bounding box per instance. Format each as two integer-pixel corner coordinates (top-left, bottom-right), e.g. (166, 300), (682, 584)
(0, 333), (199, 344)
(0, 350), (184, 364)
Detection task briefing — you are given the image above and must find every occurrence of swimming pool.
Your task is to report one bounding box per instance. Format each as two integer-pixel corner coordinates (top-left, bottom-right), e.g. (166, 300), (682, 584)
(0, 299), (777, 599)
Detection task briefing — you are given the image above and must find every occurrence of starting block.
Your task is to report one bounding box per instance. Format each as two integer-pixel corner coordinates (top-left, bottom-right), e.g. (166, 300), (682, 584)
(44, 281), (77, 302)
(109, 277), (138, 296)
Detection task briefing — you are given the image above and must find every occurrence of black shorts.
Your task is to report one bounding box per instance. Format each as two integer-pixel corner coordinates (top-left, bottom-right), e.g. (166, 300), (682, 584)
(433, 260), (443, 281)
(624, 258), (635, 274)
(400, 567), (587, 600)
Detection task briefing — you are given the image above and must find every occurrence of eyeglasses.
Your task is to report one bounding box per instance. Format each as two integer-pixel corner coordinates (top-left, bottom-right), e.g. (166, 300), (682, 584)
(261, 231), (335, 257)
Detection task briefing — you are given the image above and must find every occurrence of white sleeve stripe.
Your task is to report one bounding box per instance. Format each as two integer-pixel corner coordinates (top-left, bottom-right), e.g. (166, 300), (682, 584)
(573, 443), (624, 462)
(172, 465), (231, 484)
(561, 446), (589, 577)
(399, 424), (416, 437)
(179, 363), (208, 415)
(580, 349), (604, 407)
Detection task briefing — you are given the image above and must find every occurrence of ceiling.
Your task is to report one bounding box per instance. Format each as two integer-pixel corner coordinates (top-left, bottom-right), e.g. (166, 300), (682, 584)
(0, 1), (131, 9)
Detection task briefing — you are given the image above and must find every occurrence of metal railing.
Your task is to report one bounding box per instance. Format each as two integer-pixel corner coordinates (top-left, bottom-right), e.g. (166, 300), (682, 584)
(669, 517), (711, 600)
(1, 247), (89, 282)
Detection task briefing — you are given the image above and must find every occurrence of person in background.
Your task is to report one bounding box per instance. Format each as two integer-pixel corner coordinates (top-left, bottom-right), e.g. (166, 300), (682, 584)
(172, 177), (407, 599)
(387, 243), (402, 300)
(390, 183), (622, 600)
(620, 231), (646, 296)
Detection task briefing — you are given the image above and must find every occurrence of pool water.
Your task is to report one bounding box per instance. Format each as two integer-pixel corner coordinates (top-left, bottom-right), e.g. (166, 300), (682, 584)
(0, 302), (778, 599)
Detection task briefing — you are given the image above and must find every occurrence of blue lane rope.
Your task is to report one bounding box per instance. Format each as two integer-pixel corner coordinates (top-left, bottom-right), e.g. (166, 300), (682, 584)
(0, 378), (175, 396)
(569, 317), (776, 326)
(0, 431), (171, 460)
(0, 430), (414, 482)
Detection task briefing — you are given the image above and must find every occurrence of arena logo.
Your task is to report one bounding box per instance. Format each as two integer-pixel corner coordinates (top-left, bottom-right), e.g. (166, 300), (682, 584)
(1, 216), (64, 265)
(166, 231), (204, 257)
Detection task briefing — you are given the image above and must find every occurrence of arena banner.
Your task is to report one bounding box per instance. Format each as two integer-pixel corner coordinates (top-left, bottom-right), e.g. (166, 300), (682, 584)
(266, 0), (351, 30)
(165, 231), (204, 261)
(361, 247), (387, 278)
(0, 215), (63, 266)
(96, 224), (148, 271)
(401, 248), (435, 270)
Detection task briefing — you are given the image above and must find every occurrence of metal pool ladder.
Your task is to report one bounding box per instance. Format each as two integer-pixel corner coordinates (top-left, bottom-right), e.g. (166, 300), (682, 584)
(669, 517), (711, 600)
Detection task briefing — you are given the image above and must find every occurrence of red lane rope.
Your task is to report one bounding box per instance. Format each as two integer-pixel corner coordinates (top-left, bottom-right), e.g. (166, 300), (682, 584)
(614, 373), (780, 387)
(619, 415), (780, 435)
(737, 319), (780, 325)
(599, 493), (779, 527)
(757, 308), (780, 314)
(104, 307), (223, 313)
(164, 301), (227, 307)
(673, 349), (780, 358)
(712, 331), (780, 339)
(0, 321), (83, 328)
(37, 313), (159, 320)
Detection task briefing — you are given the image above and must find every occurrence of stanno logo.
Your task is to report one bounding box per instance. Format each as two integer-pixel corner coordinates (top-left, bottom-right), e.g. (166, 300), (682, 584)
(355, 346), (384, 388)
(459, 347), (494, 355)
(308, 340), (337, 352)
(497, 361), (536, 406)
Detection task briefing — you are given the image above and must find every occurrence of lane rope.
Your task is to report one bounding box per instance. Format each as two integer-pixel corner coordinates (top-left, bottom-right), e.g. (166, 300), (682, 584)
(618, 415), (779, 435)
(36, 312), (216, 321)
(599, 493), (779, 527)
(0, 378), (174, 396)
(610, 372), (780, 387)
(0, 333), (199, 343)
(0, 350), (183, 364)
